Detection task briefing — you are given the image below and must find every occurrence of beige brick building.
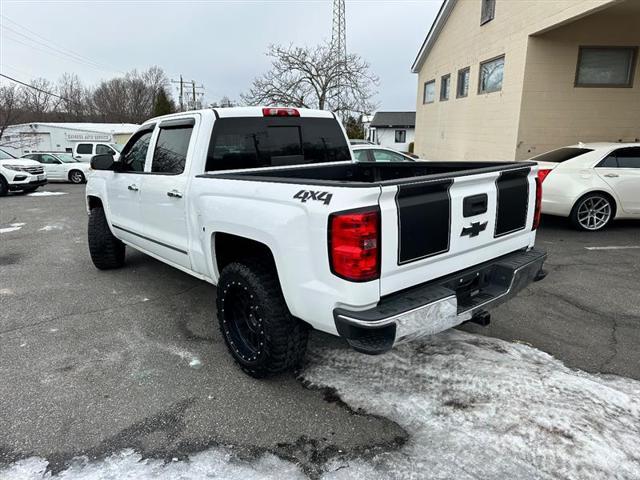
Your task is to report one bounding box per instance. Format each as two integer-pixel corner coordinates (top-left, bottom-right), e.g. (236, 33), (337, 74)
(412, 0), (640, 161)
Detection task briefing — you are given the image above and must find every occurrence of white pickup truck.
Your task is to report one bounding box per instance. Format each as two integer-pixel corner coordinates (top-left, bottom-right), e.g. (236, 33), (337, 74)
(86, 107), (546, 377)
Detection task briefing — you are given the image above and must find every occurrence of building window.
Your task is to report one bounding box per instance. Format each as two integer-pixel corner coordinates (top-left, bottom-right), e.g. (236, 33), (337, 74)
(423, 80), (436, 104)
(481, 0), (495, 25)
(479, 55), (504, 94)
(457, 67), (470, 98)
(575, 47), (637, 87)
(395, 130), (407, 143)
(440, 74), (450, 101)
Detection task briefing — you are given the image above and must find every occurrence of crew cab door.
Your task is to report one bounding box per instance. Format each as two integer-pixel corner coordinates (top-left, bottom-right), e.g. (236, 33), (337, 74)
(596, 147), (640, 214)
(137, 117), (196, 269)
(106, 126), (154, 245)
(74, 143), (93, 162)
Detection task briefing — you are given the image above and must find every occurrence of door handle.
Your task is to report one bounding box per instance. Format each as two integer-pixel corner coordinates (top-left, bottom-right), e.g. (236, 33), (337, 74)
(167, 189), (183, 198)
(127, 184), (139, 191)
(604, 173), (619, 178)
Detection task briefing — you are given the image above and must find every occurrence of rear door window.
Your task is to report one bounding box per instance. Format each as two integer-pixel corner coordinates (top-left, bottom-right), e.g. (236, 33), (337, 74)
(76, 143), (93, 154)
(205, 117), (350, 171)
(151, 125), (194, 174)
(614, 147), (640, 168)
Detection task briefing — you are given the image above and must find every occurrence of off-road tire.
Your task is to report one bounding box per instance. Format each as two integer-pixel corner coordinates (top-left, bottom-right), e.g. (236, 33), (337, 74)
(216, 261), (309, 378)
(0, 176), (8, 196)
(69, 170), (85, 184)
(88, 207), (125, 269)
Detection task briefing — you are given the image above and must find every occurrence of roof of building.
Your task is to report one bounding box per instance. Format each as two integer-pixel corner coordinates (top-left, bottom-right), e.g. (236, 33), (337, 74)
(9, 122), (140, 134)
(411, 0), (456, 73)
(370, 111), (416, 128)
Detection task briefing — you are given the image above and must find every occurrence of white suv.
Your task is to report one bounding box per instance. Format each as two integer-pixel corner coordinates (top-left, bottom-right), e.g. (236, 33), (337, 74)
(73, 142), (122, 163)
(0, 148), (47, 195)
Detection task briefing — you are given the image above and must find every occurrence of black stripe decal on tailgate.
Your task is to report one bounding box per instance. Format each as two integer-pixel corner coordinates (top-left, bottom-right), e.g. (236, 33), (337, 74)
(396, 179), (452, 265)
(494, 168), (530, 237)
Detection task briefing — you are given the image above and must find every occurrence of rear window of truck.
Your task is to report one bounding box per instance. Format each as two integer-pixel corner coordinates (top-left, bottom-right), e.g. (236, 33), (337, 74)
(205, 117), (350, 171)
(530, 147), (593, 163)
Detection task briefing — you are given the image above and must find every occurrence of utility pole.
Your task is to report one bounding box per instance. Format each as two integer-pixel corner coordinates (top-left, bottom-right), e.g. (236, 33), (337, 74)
(171, 76), (205, 111)
(170, 75), (184, 111)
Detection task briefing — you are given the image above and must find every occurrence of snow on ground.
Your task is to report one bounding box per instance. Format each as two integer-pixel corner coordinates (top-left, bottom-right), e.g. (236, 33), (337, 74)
(26, 191), (67, 197)
(38, 225), (64, 232)
(0, 222), (25, 234)
(2, 331), (639, 479)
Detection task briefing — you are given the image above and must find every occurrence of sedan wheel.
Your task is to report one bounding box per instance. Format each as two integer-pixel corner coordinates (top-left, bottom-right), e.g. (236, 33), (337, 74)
(571, 194), (613, 231)
(70, 170), (85, 184)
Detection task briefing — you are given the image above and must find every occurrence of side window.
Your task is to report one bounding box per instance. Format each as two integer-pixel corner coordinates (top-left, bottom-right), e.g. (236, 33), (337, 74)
(120, 130), (152, 172)
(76, 143), (93, 154)
(41, 154), (60, 164)
(96, 144), (113, 155)
(24, 154), (38, 161)
(151, 126), (193, 174)
(372, 150), (409, 163)
(597, 154), (618, 168)
(481, 0), (495, 25)
(353, 149), (370, 162)
(614, 147), (640, 168)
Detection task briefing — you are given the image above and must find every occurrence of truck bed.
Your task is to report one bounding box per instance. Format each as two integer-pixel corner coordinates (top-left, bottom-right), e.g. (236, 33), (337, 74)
(201, 160), (536, 186)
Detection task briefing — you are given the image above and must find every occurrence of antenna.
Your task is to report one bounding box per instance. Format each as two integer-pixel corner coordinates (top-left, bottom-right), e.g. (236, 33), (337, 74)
(331, 0), (346, 60)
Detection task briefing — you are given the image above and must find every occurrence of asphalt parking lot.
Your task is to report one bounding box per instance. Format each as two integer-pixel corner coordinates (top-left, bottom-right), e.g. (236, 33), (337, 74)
(1, 183), (639, 475)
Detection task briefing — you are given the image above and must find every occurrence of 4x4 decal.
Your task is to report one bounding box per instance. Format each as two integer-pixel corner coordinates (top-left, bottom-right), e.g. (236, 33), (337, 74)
(293, 190), (333, 205)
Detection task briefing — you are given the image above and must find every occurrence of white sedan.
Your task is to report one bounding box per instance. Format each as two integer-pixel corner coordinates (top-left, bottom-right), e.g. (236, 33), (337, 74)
(22, 152), (92, 184)
(351, 145), (419, 163)
(532, 143), (640, 231)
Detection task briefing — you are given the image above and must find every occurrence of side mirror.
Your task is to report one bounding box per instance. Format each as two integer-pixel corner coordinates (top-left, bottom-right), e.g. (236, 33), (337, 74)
(91, 154), (115, 171)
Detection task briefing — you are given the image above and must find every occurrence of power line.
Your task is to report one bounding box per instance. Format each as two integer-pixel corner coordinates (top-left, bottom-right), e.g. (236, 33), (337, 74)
(0, 14), (124, 75)
(0, 73), (68, 101)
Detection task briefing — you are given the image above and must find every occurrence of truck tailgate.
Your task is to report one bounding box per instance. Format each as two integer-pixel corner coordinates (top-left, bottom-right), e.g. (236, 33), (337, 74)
(378, 164), (538, 296)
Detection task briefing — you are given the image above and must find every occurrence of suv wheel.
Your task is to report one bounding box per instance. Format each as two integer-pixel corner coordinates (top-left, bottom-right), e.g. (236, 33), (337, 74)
(570, 193), (614, 232)
(216, 262), (308, 378)
(88, 207), (126, 269)
(69, 170), (85, 184)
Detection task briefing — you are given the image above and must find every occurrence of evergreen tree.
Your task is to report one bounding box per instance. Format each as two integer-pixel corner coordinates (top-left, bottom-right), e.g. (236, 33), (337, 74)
(153, 88), (176, 116)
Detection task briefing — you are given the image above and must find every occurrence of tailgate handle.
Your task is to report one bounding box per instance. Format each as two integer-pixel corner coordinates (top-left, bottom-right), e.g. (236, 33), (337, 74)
(463, 194), (488, 217)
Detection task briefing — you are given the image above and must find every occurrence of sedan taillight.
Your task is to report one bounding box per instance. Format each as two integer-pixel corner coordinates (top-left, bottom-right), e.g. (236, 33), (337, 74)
(329, 207), (380, 282)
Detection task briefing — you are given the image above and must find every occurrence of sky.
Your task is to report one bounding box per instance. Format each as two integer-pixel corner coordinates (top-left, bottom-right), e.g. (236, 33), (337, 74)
(0, 0), (442, 112)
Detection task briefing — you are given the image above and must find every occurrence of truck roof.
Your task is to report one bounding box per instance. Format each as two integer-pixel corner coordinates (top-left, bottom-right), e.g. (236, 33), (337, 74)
(142, 107), (335, 127)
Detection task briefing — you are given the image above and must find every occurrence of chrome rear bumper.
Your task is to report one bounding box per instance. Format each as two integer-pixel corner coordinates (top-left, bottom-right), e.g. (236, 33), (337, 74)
(334, 248), (547, 354)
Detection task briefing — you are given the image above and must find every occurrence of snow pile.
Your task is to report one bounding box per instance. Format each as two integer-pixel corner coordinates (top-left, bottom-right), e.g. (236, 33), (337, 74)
(39, 224), (64, 232)
(26, 191), (67, 196)
(1, 331), (639, 479)
(1, 449), (306, 480)
(303, 330), (640, 479)
(0, 222), (25, 234)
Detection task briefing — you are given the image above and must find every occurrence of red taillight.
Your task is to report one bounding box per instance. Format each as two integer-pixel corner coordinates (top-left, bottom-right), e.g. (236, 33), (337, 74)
(538, 168), (552, 183)
(329, 208), (380, 282)
(533, 176), (543, 230)
(262, 107), (300, 117)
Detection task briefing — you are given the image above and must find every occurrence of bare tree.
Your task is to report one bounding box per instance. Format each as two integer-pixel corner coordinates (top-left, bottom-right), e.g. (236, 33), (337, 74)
(0, 84), (39, 149)
(56, 73), (91, 121)
(21, 78), (58, 117)
(241, 43), (378, 118)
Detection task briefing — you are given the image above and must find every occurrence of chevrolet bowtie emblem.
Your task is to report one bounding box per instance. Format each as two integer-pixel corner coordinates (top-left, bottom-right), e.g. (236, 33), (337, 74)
(461, 221), (488, 238)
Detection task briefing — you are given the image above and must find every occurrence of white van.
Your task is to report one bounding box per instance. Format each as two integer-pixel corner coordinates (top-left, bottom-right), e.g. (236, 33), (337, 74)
(73, 142), (122, 162)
